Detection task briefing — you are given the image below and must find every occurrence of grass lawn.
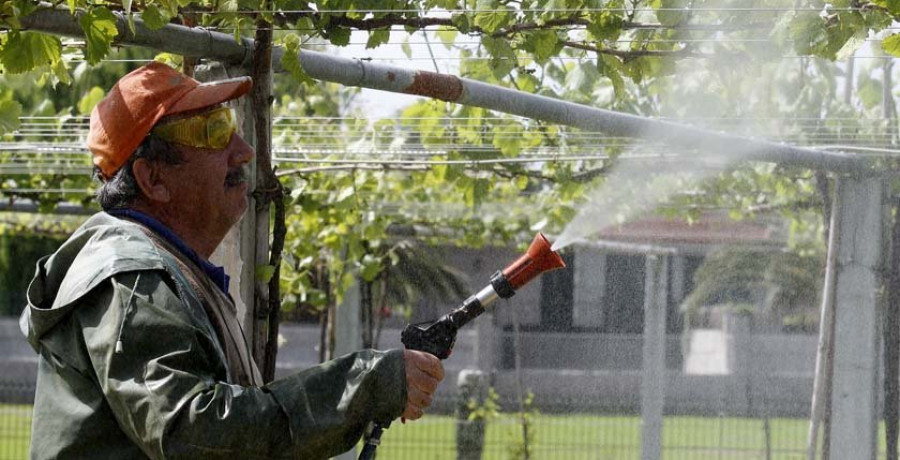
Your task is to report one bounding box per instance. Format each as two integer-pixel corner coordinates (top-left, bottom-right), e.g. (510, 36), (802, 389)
(0, 405), (30, 460)
(0, 405), (887, 459)
(373, 414), (820, 459)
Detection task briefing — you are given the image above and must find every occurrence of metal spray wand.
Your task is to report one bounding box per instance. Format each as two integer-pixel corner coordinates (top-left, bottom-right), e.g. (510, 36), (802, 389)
(358, 233), (566, 460)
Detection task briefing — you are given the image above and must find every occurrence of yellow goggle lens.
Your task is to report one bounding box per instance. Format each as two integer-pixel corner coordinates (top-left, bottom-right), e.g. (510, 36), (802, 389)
(151, 107), (236, 150)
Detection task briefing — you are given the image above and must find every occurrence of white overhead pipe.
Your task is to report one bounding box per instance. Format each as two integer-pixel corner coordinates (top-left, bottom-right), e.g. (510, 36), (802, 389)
(20, 4), (868, 174)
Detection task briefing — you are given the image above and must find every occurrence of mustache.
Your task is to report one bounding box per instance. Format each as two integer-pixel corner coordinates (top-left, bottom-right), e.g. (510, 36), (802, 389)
(225, 167), (248, 187)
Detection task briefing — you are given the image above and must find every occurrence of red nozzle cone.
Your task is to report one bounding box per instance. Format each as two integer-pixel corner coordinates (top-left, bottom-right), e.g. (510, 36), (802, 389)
(501, 233), (566, 290)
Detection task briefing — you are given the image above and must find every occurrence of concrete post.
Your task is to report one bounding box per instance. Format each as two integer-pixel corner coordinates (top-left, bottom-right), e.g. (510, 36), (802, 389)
(456, 369), (487, 460)
(641, 255), (669, 460)
(200, 63), (258, 343)
(828, 175), (887, 460)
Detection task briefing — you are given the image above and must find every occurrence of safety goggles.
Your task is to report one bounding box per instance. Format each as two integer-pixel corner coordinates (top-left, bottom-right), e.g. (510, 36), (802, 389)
(151, 106), (237, 150)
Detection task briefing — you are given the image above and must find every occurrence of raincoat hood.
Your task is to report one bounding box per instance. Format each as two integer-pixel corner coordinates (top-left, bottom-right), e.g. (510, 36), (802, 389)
(21, 212), (166, 348)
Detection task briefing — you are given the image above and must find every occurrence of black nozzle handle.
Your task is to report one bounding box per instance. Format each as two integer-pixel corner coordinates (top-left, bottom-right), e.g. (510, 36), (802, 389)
(490, 270), (515, 299)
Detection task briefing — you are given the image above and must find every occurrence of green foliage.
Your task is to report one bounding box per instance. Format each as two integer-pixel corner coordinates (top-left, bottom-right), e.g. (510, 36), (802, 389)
(467, 386), (501, 421)
(0, 223), (70, 316)
(508, 391), (538, 460)
(0, 31), (61, 74)
(883, 34), (900, 58)
(79, 7), (119, 65)
(682, 247), (824, 330)
(0, 100), (22, 133)
(3, 1), (896, 341)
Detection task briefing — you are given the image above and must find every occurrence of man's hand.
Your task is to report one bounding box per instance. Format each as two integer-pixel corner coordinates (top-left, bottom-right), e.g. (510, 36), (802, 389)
(402, 350), (445, 420)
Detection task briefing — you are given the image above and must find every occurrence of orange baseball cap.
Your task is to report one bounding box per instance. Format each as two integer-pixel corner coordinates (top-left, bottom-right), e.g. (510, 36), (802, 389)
(87, 61), (253, 179)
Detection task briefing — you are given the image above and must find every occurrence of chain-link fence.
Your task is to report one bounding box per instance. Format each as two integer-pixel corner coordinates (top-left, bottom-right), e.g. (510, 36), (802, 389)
(2, 384), (890, 459)
(0, 319), (891, 459)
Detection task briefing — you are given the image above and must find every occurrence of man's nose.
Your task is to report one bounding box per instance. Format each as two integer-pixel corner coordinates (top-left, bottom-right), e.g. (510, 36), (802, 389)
(229, 134), (255, 164)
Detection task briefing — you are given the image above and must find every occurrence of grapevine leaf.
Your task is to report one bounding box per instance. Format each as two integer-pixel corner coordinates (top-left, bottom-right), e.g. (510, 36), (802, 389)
(358, 254), (381, 282)
(401, 38), (412, 58)
(255, 264), (276, 283)
(141, 4), (170, 30)
(883, 33), (900, 57)
(328, 26), (351, 46)
(473, 0), (511, 33)
(656, 0), (690, 27)
(436, 27), (457, 49)
(366, 29), (390, 49)
(525, 30), (559, 64)
(426, 0), (459, 8)
(79, 7), (118, 65)
(77, 86), (105, 115)
(0, 100), (22, 134)
(0, 31), (61, 74)
(281, 33), (315, 86)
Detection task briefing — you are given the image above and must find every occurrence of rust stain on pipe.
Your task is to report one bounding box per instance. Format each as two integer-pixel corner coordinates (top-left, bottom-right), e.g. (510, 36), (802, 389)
(403, 71), (463, 102)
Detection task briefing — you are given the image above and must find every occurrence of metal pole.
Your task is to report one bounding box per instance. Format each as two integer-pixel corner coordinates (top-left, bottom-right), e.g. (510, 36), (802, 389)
(20, 5), (868, 174)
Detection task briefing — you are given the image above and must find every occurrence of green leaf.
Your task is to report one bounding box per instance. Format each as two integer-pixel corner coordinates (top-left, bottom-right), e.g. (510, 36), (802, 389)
(77, 86), (105, 115)
(481, 36), (516, 79)
(587, 11), (623, 41)
(51, 58), (71, 85)
(871, 0), (900, 16)
(401, 38), (412, 58)
(281, 33), (315, 86)
(0, 100), (22, 134)
(359, 254), (381, 282)
(0, 31), (61, 74)
(256, 264), (277, 283)
(464, 178), (492, 207)
(473, 0), (511, 33)
(515, 175), (529, 190)
(451, 13), (471, 34)
(656, 0), (690, 27)
(492, 124), (522, 156)
(426, 0), (459, 8)
(565, 62), (600, 93)
(140, 4), (170, 30)
(366, 29), (391, 49)
(883, 33), (900, 57)
(597, 55), (625, 97)
(790, 14), (828, 57)
(526, 30), (559, 64)
(436, 27), (458, 49)
(328, 27), (351, 46)
(80, 7), (118, 65)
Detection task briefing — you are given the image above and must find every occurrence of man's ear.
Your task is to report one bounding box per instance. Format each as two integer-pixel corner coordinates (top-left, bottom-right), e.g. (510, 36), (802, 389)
(132, 158), (171, 203)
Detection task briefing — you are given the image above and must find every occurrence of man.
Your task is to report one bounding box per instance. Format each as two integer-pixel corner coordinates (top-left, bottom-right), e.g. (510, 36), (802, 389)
(20, 62), (444, 459)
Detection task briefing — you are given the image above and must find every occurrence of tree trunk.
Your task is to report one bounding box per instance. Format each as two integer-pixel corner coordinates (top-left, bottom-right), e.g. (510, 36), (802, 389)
(360, 278), (374, 349)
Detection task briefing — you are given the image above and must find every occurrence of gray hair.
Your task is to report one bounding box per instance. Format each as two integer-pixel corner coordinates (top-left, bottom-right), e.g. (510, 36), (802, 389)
(94, 136), (183, 210)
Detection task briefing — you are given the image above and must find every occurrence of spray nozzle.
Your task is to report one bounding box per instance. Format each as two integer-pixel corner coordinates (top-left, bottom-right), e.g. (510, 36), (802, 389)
(501, 233), (566, 290)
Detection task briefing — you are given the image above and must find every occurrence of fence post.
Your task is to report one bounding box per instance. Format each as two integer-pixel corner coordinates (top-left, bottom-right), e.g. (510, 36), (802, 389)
(457, 369), (487, 460)
(641, 254), (669, 460)
(828, 175), (887, 460)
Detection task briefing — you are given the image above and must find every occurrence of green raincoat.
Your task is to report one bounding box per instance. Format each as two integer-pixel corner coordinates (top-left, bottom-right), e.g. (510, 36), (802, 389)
(21, 212), (407, 459)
